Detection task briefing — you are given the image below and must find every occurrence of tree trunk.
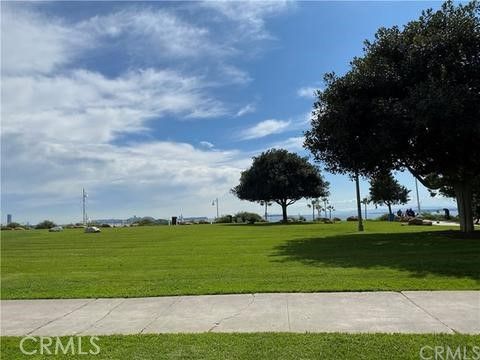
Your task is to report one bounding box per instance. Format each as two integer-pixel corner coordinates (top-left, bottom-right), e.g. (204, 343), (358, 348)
(355, 174), (364, 232)
(387, 203), (392, 221)
(454, 182), (474, 233)
(281, 202), (288, 223)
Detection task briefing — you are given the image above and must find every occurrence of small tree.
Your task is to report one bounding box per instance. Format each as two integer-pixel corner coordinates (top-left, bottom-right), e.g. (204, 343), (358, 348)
(233, 212), (263, 224)
(35, 220), (56, 229)
(232, 149), (329, 222)
(369, 172), (410, 218)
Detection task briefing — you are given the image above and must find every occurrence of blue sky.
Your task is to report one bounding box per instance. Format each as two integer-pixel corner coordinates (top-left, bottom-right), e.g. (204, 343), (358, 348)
(1, 1), (456, 224)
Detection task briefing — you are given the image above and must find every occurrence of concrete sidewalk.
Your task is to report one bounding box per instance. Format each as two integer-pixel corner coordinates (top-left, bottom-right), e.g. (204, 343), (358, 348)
(1, 291), (479, 336)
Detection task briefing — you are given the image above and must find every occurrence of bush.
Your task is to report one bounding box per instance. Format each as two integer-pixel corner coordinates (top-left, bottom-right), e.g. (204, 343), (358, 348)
(137, 218), (155, 226)
(333, 217), (342, 222)
(346, 216), (358, 222)
(35, 220), (56, 229)
(215, 215), (233, 223)
(420, 212), (458, 222)
(375, 214), (405, 222)
(7, 222), (21, 228)
(233, 212), (263, 224)
(1, 226), (12, 230)
(100, 223), (112, 228)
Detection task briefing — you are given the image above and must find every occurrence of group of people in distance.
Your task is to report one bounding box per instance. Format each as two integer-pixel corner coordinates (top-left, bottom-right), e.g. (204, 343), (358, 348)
(396, 208), (416, 218)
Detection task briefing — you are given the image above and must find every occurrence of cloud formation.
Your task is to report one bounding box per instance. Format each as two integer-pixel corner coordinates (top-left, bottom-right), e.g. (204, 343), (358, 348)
(236, 103), (256, 117)
(297, 86), (317, 99)
(240, 119), (291, 140)
(1, 3), (290, 222)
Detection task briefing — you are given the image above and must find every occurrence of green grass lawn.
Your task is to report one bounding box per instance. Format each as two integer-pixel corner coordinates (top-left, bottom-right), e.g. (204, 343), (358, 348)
(2, 333), (479, 360)
(1, 222), (479, 299)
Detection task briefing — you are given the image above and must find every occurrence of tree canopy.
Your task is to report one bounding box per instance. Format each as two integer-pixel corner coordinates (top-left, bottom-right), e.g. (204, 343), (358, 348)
(305, 1), (480, 232)
(232, 149), (329, 222)
(35, 220), (56, 229)
(369, 172), (410, 216)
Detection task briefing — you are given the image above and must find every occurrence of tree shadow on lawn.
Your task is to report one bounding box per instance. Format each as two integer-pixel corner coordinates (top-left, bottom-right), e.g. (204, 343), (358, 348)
(220, 222), (319, 227)
(272, 230), (480, 280)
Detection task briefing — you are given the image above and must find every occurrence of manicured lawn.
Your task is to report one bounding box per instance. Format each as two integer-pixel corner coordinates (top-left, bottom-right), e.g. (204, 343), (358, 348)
(2, 333), (479, 359)
(1, 222), (479, 299)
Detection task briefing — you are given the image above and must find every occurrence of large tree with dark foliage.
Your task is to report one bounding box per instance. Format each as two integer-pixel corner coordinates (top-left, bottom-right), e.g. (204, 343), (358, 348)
(429, 176), (480, 224)
(305, 1), (480, 233)
(369, 172), (410, 218)
(232, 149), (329, 222)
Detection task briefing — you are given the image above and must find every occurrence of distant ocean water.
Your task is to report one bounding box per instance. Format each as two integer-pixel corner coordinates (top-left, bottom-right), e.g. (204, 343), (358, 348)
(263, 206), (458, 222)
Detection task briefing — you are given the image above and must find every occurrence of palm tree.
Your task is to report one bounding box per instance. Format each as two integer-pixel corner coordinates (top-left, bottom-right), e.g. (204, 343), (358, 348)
(361, 197), (370, 220)
(307, 198), (320, 221)
(326, 205), (335, 220)
(260, 201), (272, 221)
(321, 197), (329, 218)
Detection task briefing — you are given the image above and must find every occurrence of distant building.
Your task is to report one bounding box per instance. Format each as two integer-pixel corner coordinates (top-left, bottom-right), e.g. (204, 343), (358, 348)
(7, 214), (12, 224)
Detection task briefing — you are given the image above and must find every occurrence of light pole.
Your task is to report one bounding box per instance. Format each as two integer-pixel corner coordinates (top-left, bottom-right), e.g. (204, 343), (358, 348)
(212, 198), (219, 219)
(415, 178), (421, 216)
(355, 173), (364, 232)
(82, 188), (88, 225)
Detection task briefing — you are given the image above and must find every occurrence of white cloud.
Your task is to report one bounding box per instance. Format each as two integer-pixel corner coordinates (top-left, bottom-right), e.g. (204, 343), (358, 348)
(203, 1), (290, 40)
(2, 68), (226, 144)
(3, 137), (247, 206)
(1, 7), (92, 75)
(1, 3), (290, 223)
(240, 119), (291, 140)
(219, 64), (253, 85)
(272, 136), (305, 151)
(78, 9), (229, 60)
(297, 86), (318, 99)
(236, 103), (256, 117)
(199, 141), (215, 149)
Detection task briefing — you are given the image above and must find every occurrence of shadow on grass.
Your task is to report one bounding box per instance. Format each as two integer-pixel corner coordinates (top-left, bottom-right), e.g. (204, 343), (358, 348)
(219, 222), (322, 227)
(272, 230), (480, 279)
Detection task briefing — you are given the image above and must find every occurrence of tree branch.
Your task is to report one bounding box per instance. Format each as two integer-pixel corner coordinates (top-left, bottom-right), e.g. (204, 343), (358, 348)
(404, 164), (441, 189)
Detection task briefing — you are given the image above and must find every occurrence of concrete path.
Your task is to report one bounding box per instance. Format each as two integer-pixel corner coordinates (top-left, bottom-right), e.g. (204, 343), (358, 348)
(431, 221), (461, 226)
(1, 291), (479, 336)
